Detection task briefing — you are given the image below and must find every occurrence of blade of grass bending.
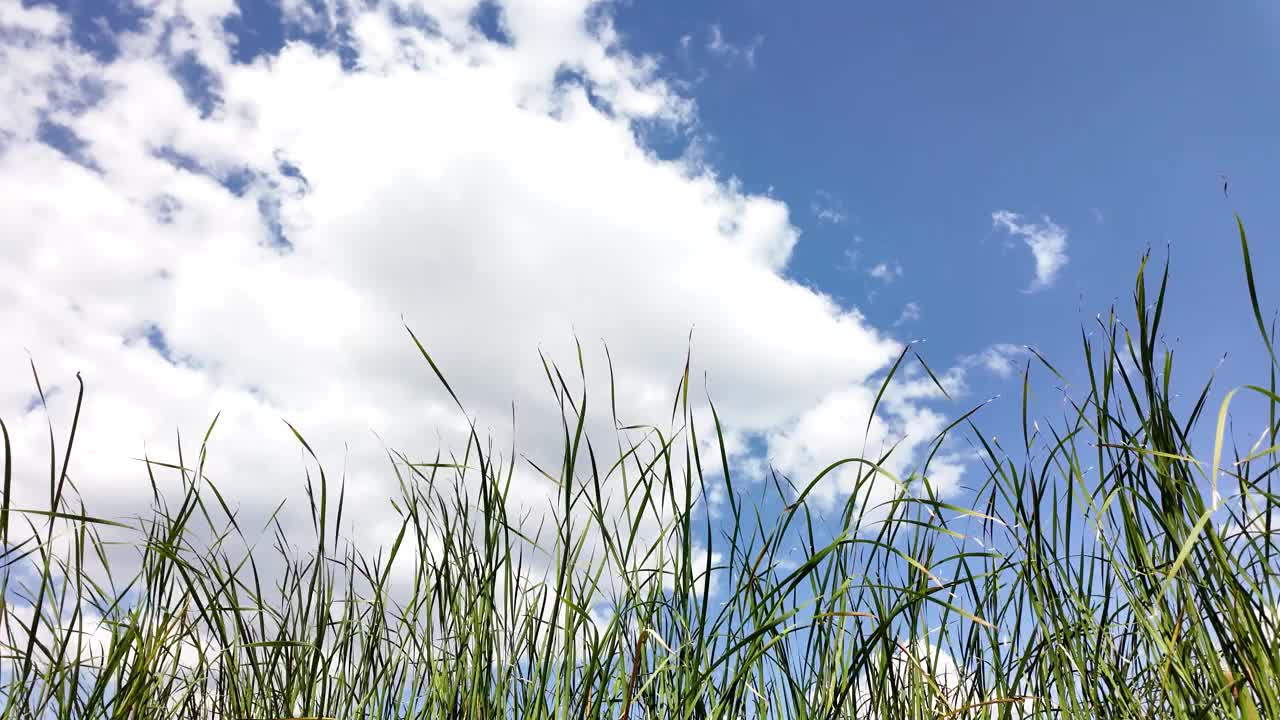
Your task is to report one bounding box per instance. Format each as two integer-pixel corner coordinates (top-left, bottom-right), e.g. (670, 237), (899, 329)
(1, 417), (10, 544)
(866, 344), (911, 443)
(1237, 214), (1279, 371)
(912, 349), (953, 401)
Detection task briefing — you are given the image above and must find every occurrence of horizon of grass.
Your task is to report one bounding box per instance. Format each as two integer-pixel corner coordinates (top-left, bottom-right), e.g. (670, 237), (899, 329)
(0, 213), (1278, 719)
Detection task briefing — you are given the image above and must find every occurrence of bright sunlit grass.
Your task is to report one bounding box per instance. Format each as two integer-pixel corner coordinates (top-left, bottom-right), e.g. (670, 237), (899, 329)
(1, 215), (1276, 718)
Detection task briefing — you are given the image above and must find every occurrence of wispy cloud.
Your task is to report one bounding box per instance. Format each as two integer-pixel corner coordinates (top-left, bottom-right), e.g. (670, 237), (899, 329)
(706, 24), (764, 68)
(868, 261), (903, 283)
(961, 343), (1028, 379)
(810, 190), (847, 225)
(991, 210), (1069, 291)
(836, 235), (865, 272)
(894, 301), (922, 326)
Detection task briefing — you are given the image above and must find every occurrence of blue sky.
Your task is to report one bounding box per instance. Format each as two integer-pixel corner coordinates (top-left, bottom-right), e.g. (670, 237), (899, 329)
(641, 2), (1280, 465)
(3, 0), (1278, 545)
(617, 1), (1280, 396)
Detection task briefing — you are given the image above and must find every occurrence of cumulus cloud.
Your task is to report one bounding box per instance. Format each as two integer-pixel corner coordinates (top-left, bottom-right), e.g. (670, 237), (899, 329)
(991, 210), (1069, 291)
(0, 0), (961, 568)
(766, 360), (971, 508)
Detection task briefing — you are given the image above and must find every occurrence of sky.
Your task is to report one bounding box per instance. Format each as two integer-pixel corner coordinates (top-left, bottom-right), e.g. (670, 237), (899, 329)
(2, 0), (1279, 568)
(616, 2), (1280, 373)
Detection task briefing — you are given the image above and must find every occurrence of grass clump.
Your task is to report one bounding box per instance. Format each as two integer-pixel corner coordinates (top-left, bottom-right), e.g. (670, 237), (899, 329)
(1, 214), (1278, 719)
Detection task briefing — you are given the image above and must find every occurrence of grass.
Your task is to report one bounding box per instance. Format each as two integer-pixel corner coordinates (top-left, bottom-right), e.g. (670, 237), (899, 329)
(1, 213), (1278, 719)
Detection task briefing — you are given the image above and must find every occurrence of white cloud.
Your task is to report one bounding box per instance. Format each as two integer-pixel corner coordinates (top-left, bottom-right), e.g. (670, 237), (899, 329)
(0, 0), (958, 570)
(705, 23), (764, 68)
(765, 360), (970, 508)
(868, 261), (903, 283)
(991, 210), (1069, 291)
(961, 343), (1028, 379)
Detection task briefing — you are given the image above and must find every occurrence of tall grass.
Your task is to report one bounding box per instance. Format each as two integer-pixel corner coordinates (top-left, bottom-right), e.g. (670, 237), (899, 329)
(1, 214), (1277, 719)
